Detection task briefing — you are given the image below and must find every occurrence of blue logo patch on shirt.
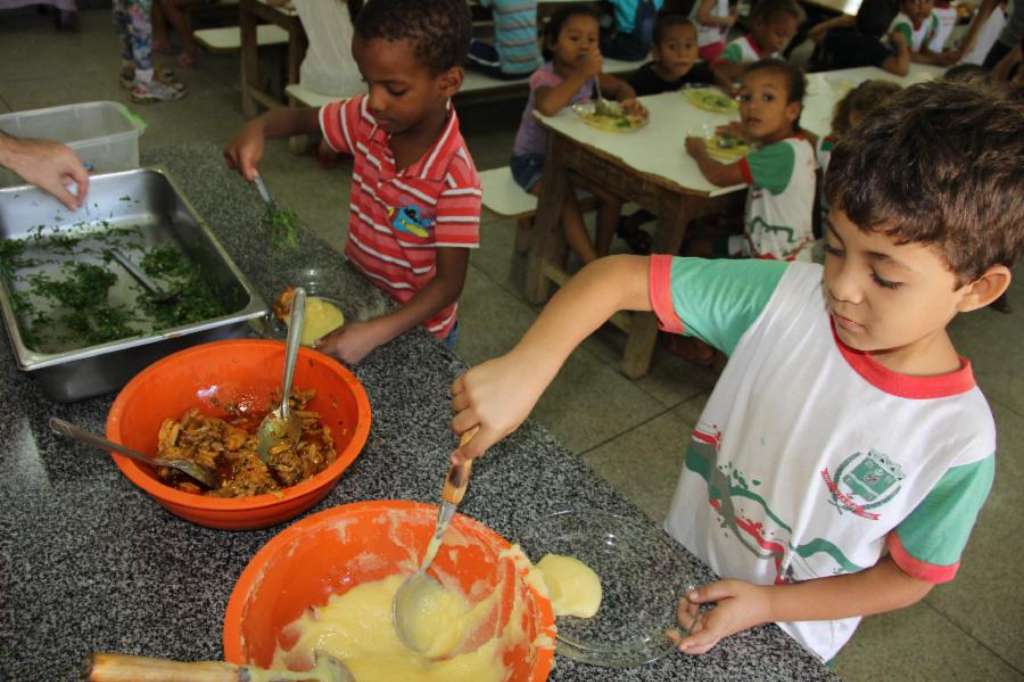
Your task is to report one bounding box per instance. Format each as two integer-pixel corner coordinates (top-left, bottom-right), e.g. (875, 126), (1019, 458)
(388, 205), (433, 238)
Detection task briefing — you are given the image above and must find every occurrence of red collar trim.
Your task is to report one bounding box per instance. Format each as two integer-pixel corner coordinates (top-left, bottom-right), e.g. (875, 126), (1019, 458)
(366, 100), (458, 181)
(747, 34), (768, 57)
(831, 321), (976, 399)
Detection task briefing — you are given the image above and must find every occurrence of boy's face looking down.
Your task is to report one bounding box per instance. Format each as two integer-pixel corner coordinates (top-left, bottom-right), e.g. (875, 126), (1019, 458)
(902, 0), (934, 27)
(751, 13), (799, 55)
(550, 14), (600, 69)
(352, 36), (460, 137)
(822, 209), (1004, 369)
(653, 22), (698, 79)
(738, 69), (800, 143)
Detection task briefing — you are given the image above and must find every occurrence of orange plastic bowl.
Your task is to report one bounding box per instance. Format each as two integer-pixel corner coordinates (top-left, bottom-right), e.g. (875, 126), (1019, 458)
(105, 339), (371, 530)
(224, 500), (556, 681)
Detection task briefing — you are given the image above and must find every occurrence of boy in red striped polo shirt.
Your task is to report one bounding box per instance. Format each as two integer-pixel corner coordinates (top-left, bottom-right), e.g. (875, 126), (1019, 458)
(225, 0), (481, 363)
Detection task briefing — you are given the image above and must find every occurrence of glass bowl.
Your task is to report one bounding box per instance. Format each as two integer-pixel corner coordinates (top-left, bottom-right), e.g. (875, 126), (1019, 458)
(518, 509), (696, 668)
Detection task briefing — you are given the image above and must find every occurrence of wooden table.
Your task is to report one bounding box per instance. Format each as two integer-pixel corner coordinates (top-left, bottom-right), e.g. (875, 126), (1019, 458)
(240, 0), (307, 118)
(527, 64), (945, 379)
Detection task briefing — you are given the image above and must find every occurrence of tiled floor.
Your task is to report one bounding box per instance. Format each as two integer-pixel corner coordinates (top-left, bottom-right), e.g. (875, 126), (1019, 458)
(2, 7), (1022, 679)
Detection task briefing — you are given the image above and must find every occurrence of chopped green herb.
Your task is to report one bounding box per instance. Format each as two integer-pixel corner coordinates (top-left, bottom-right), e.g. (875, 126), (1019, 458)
(263, 205), (302, 250)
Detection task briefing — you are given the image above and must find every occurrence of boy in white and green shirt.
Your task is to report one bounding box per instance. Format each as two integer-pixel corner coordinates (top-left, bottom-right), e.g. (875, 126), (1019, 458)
(886, 0), (959, 64)
(447, 83), (1024, 663)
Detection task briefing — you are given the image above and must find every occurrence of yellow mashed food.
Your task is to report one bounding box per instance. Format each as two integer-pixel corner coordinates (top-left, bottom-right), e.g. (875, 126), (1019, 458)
(536, 554), (602, 618)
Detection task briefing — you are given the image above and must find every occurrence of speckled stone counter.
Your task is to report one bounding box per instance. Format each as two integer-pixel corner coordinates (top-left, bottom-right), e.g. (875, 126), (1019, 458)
(0, 144), (837, 681)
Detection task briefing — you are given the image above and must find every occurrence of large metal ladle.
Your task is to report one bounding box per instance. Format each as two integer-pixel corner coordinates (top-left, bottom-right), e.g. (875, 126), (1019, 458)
(392, 428), (479, 657)
(256, 286), (306, 464)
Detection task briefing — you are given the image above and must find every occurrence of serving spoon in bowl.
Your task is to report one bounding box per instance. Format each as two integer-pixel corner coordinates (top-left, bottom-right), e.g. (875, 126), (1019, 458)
(49, 417), (217, 488)
(256, 286), (306, 464)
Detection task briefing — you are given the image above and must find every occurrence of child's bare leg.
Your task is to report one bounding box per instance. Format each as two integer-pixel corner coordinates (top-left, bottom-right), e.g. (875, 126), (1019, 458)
(152, 0), (170, 51)
(561, 190), (598, 264)
(595, 196), (622, 257)
(156, 0), (197, 65)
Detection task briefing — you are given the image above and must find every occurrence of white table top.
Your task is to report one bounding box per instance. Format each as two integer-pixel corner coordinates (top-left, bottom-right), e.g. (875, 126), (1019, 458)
(534, 63), (945, 198)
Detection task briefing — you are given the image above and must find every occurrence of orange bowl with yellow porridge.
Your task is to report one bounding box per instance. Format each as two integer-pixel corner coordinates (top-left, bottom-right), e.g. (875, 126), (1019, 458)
(223, 500), (557, 682)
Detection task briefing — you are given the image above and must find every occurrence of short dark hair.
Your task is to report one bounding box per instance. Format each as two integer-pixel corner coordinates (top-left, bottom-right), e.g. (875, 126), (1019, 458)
(743, 58), (807, 103)
(543, 4), (600, 58)
(750, 0), (806, 25)
(831, 79), (901, 137)
(826, 81), (1024, 282)
(354, 0), (471, 74)
(654, 14), (695, 46)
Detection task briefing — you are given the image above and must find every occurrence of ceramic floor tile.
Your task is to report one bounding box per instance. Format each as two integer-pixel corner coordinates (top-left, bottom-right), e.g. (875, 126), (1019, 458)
(920, 401), (1024, 671)
(834, 601), (1022, 681)
(581, 393), (708, 523)
(469, 215), (529, 301)
(455, 268), (667, 454)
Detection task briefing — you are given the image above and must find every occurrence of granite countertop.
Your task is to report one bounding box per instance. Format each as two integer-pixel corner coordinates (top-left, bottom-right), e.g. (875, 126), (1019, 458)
(0, 144), (837, 681)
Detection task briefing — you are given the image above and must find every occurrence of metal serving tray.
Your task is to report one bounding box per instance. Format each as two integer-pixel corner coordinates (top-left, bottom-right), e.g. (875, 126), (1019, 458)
(0, 168), (267, 402)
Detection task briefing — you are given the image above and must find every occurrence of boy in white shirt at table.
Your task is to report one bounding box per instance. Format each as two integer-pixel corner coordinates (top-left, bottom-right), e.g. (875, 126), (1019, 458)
(887, 0), (960, 65)
(447, 82), (1024, 663)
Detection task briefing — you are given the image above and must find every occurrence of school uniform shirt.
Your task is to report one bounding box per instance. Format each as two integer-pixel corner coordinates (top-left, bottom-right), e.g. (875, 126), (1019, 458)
(627, 60), (715, 96)
(717, 34), (776, 64)
(690, 0), (731, 48)
(887, 10), (939, 52)
(479, 0), (543, 76)
(929, 4), (958, 51)
(737, 136), (816, 261)
(650, 256), (996, 662)
(319, 96), (482, 339)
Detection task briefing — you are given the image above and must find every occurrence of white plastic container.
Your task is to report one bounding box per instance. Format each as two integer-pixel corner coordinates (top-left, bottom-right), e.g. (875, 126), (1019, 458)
(0, 101), (146, 186)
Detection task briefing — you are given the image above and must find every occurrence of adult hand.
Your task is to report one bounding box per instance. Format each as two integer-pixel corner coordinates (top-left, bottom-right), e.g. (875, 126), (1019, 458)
(668, 580), (773, 655)
(449, 352), (545, 464)
(314, 320), (386, 365)
(223, 121), (266, 182)
(0, 136), (89, 210)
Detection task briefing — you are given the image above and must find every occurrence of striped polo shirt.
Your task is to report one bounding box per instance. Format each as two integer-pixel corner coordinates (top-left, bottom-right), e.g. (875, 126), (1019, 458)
(319, 96), (482, 339)
(482, 0), (543, 75)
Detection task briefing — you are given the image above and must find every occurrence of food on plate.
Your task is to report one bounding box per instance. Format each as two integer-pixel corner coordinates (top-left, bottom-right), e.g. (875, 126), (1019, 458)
(155, 389), (336, 496)
(703, 132), (752, 162)
(685, 88), (738, 113)
(572, 101), (649, 132)
(273, 286), (346, 346)
(536, 553), (602, 618)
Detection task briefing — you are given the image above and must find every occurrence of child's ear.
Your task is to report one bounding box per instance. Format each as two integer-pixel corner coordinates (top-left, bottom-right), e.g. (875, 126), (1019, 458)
(436, 66), (464, 99)
(785, 100), (802, 126)
(957, 264), (1012, 312)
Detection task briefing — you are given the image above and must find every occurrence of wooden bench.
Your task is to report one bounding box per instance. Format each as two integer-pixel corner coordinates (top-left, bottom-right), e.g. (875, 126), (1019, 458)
(194, 24), (289, 53)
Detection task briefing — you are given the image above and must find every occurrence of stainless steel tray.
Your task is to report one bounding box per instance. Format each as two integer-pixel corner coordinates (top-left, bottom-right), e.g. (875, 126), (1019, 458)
(0, 168), (267, 402)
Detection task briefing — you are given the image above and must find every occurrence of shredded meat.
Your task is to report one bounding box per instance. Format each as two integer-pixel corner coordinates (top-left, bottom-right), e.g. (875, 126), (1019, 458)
(155, 389), (336, 497)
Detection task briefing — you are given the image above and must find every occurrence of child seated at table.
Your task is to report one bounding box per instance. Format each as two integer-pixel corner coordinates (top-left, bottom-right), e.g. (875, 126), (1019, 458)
(886, 0), (959, 65)
(712, 0), (804, 86)
(224, 0), (481, 363)
(815, 80), (901, 235)
(511, 5), (645, 265)
(690, 0), (738, 63)
(448, 80), (1024, 664)
(603, 0), (664, 61)
(685, 59), (816, 262)
(628, 14), (716, 96)
(467, 0), (544, 80)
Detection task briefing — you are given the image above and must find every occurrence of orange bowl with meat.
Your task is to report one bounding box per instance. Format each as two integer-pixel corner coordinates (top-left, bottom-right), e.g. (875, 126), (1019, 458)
(106, 339), (371, 530)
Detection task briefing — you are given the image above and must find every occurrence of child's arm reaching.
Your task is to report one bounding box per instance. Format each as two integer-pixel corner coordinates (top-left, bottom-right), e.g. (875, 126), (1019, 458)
(450, 255), (651, 462)
(599, 73), (648, 118)
(684, 137), (747, 187)
(534, 51), (602, 116)
(316, 246), (470, 365)
(670, 555), (933, 655)
(881, 32), (912, 76)
(224, 107), (321, 180)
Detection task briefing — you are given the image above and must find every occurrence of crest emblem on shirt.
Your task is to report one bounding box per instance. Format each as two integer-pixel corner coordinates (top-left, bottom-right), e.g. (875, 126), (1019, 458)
(821, 449), (905, 521)
(388, 204), (433, 238)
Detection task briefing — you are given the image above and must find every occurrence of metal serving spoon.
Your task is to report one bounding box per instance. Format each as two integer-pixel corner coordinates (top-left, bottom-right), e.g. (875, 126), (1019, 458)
(86, 649), (354, 682)
(393, 428), (479, 655)
(255, 286), (306, 464)
(49, 417), (217, 488)
(106, 248), (177, 304)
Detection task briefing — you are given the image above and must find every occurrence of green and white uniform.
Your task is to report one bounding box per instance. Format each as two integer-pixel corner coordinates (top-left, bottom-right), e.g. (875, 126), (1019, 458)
(717, 34), (774, 63)
(736, 136), (816, 261)
(650, 256), (996, 662)
(888, 10), (939, 52)
(816, 135), (836, 230)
